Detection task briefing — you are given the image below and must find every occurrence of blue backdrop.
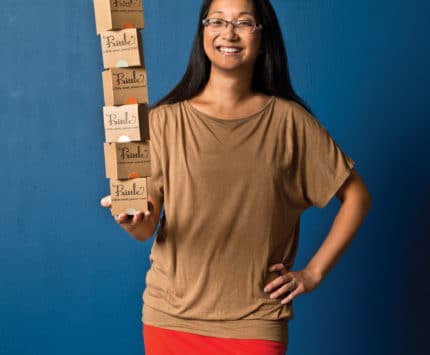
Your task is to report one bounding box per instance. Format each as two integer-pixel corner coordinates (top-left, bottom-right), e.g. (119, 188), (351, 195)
(1, 1), (428, 354)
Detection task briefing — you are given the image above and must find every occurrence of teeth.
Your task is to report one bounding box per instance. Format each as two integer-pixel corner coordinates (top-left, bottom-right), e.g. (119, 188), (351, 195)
(219, 47), (241, 53)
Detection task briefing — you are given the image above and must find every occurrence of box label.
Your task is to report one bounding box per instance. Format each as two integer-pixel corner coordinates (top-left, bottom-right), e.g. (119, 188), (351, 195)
(111, 0), (142, 12)
(112, 181), (146, 198)
(117, 144), (149, 162)
(102, 31), (137, 51)
(105, 110), (137, 127)
(113, 69), (146, 87)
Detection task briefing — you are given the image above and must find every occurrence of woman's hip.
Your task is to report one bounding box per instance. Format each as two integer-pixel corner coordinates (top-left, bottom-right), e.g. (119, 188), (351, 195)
(143, 324), (287, 355)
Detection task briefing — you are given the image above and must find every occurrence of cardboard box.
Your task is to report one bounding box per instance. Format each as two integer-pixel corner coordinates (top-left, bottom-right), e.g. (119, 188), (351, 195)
(110, 178), (148, 215)
(103, 104), (149, 142)
(93, 0), (145, 34)
(100, 28), (144, 69)
(102, 68), (148, 106)
(104, 141), (151, 179)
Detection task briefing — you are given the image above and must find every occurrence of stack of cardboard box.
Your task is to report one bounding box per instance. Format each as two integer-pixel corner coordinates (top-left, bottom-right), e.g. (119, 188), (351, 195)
(93, 0), (150, 216)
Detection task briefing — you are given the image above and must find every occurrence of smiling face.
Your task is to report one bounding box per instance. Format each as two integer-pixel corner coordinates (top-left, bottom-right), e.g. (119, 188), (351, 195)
(203, 0), (262, 74)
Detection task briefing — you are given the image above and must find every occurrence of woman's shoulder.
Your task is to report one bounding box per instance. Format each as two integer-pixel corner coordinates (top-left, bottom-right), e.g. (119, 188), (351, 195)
(149, 101), (183, 120)
(273, 96), (310, 116)
(271, 97), (326, 136)
(148, 101), (189, 136)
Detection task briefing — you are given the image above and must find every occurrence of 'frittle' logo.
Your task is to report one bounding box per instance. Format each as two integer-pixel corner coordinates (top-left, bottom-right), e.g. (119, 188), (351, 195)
(106, 111), (137, 126)
(119, 146), (149, 160)
(113, 70), (146, 86)
(112, 0), (141, 9)
(103, 32), (136, 49)
(112, 182), (145, 197)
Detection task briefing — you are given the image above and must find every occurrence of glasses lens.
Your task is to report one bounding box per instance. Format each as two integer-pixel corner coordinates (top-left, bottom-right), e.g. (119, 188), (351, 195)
(235, 20), (255, 34)
(203, 19), (259, 34)
(205, 19), (225, 32)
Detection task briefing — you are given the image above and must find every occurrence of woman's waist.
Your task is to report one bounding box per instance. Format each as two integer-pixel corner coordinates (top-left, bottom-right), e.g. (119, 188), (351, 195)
(142, 303), (290, 344)
(142, 284), (294, 321)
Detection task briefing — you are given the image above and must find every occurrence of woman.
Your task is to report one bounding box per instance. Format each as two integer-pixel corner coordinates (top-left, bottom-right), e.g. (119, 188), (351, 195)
(101, 0), (371, 354)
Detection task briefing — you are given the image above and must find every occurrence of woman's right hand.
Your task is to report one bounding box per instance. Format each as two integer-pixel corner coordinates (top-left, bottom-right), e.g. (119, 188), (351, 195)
(100, 195), (162, 242)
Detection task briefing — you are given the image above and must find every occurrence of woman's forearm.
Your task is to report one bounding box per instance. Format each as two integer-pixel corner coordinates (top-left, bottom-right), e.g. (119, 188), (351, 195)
(305, 172), (372, 282)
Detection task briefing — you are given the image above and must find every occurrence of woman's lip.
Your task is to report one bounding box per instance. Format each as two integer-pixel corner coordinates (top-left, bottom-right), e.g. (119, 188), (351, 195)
(216, 46), (243, 54)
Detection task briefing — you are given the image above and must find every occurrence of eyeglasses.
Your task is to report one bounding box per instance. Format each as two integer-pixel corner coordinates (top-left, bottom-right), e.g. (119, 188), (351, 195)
(202, 18), (263, 35)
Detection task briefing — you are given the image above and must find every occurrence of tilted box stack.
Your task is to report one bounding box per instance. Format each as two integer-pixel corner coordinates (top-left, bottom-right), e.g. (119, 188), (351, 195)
(93, 0), (150, 216)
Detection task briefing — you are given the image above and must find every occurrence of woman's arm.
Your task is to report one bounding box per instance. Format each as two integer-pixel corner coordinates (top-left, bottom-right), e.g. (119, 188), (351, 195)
(304, 168), (372, 281)
(264, 168), (372, 303)
(100, 194), (163, 242)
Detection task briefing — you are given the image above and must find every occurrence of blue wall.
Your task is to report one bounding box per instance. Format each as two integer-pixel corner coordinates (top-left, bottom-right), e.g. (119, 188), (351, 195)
(1, 1), (428, 354)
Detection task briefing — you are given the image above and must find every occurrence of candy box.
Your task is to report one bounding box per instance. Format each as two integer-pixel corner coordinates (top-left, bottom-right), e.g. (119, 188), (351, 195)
(110, 178), (148, 215)
(93, 0), (144, 34)
(104, 141), (151, 179)
(102, 68), (149, 106)
(100, 28), (144, 69)
(103, 104), (149, 142)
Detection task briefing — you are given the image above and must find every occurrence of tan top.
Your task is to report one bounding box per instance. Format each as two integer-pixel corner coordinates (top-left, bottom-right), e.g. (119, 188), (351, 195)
(142, 97), (355, 344)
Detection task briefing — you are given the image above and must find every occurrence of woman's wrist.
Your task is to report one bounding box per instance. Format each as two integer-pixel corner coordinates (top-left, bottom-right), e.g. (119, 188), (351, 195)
(303, 264), (325, 285)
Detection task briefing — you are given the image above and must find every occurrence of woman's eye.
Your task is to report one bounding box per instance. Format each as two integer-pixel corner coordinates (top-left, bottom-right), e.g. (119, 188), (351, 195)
(236, 20), (254, 28)
(210, 19), (224, 26)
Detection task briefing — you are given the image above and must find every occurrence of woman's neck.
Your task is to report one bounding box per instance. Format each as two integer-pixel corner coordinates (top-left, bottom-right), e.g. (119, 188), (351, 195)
(207, 69), (253, 99)
(191, 66), (259, 115)
(188, 64), (272, 119)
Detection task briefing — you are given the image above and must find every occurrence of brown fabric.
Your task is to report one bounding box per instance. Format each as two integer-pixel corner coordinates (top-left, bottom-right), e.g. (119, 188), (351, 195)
(142, 97), (355, 344)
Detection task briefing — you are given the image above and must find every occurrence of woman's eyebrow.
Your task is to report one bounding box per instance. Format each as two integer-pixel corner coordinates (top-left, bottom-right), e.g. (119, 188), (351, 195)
(239, 11), (254, 16)
(208, 10), (255, 17)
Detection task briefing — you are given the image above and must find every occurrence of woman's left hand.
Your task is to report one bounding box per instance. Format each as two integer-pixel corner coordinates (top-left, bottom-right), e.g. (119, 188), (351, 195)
(263, 264), (323, 305)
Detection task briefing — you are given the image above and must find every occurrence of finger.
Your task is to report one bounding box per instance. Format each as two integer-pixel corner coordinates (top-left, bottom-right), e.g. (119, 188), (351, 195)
(270, 278), (297, 298)
(280, 286), (302, 305)
(270, 282), (293, 299)
(267, 263), (288, 273)
(264, 274), (293, 293)
(100, 195), (112, 208)
(268, 263), (283, 272)
(116, 213), (133, 224)
(130, 211), (144, 225)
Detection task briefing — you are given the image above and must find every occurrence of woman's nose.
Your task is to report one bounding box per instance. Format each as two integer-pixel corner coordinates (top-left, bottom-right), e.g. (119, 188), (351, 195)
(221, 24), (239, 40)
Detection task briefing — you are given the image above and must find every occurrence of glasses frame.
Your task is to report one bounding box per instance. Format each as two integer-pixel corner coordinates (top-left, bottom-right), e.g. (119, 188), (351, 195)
(202, 18), (263, 34)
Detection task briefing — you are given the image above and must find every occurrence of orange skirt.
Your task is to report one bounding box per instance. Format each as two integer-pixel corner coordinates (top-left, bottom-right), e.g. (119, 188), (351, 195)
(143, 324), (287, 355)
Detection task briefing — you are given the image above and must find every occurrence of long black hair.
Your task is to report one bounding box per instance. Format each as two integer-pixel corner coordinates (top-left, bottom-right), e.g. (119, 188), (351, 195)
(152, 0), (310, 112)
